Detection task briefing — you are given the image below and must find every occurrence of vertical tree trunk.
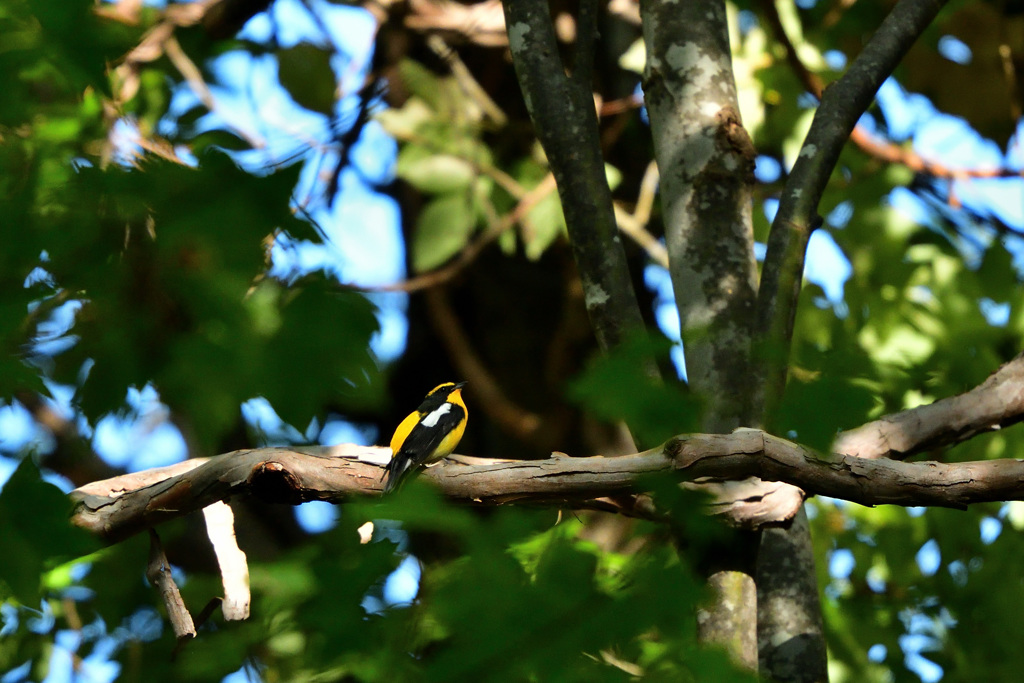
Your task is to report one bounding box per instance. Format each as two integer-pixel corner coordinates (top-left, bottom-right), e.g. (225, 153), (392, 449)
(639, 0), (761, 669)
(757, 509), (828, 682)
(639, 0), (757, 432)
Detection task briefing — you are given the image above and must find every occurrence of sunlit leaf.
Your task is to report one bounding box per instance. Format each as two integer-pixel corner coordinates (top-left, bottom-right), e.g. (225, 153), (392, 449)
(397, 145), (476, 194)
(523, 190), (566, 260)
(375, 97), (435, 139)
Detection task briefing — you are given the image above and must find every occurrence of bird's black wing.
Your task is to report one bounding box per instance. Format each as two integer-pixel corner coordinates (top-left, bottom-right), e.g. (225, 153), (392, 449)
(384, 402), (466, 492)
(396, 402), (466, 466)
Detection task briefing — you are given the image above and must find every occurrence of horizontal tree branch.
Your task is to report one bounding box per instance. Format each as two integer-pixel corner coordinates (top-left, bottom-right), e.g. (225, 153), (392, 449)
(69, 351), (1024, 540)
(71, 427), (1024, 543)
(836, 350), (1024, 459)
(701, 349), (1024, 525)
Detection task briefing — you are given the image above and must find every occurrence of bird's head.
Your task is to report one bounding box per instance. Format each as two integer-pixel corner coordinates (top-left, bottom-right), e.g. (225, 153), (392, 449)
(426, 381), (467, 399)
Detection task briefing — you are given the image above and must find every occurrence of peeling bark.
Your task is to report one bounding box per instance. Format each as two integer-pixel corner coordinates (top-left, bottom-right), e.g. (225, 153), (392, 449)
(640, 0), (762, 665)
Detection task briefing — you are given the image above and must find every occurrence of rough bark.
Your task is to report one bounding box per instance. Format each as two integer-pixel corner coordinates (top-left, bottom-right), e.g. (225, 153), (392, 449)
(755, 509), (826, 683)
(640, 0), (757, 430)
(749, 1), (948, 678)
(757, 509), (827, 683)
(639, 0), (762, 665)
(699, 572), (759, 671)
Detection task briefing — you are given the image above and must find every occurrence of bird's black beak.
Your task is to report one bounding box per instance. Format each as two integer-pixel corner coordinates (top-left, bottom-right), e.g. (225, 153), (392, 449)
(453, 381), (468, 389)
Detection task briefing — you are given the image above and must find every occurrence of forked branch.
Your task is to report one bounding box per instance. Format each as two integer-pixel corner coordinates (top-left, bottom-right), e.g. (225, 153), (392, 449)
(755, 0), (949, 421)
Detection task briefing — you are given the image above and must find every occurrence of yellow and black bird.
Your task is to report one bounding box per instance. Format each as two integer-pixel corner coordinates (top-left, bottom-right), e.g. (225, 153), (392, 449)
(383, 382), (468, 493)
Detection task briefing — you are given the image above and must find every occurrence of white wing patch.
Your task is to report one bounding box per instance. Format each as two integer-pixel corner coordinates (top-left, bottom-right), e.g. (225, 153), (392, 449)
(421, 402), (452, 428)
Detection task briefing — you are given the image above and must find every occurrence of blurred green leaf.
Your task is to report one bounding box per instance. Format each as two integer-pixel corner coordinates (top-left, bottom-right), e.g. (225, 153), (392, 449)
(397, 145), (476, 194)
(569, 335), (701, 449)
(276, 43), (337, 115)
(397, 60), (444, 111)
(977, 240), (1017, 302)
(411, 192), (477, 273)
(260, 279), (383, 426)
(513, 158), (565, 260)
(375, 97), (435, 140)
(523, 189), (566, 260)
(20, 150), (386, 449)
(79, 536), (151, 626)
(604, 164), (623, 191)
(0, 459), (97, 604)
(777, 363), (877, 454)
(5, 0), (1024, 681)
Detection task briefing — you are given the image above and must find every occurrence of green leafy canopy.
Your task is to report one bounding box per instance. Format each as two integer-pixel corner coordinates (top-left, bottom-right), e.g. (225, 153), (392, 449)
(0, 459), (97, 604)
(568, 334), (701, 448)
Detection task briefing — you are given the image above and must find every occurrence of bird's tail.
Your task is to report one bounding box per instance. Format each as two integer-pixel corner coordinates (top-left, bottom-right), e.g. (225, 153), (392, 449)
(382, 455), (415, 493)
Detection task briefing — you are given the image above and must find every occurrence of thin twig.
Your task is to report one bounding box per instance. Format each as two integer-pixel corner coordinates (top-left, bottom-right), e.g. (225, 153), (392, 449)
(146, 529), (196, 644)
(761, 0), (1020, 180)
(847, 127), (1024, 179)
(426, 34), (508, 127)
(614, 205), (668, 269)
(403, 0), (509, 47)
(612, 160), (667, 267)
(133, 133), (193, 166)
(758, 0), (824, 96)
(163, 36), (266, 149)
(632, 161), (659, 227)
(599, 93), (644, 117)
(193, 598), (224, 630)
